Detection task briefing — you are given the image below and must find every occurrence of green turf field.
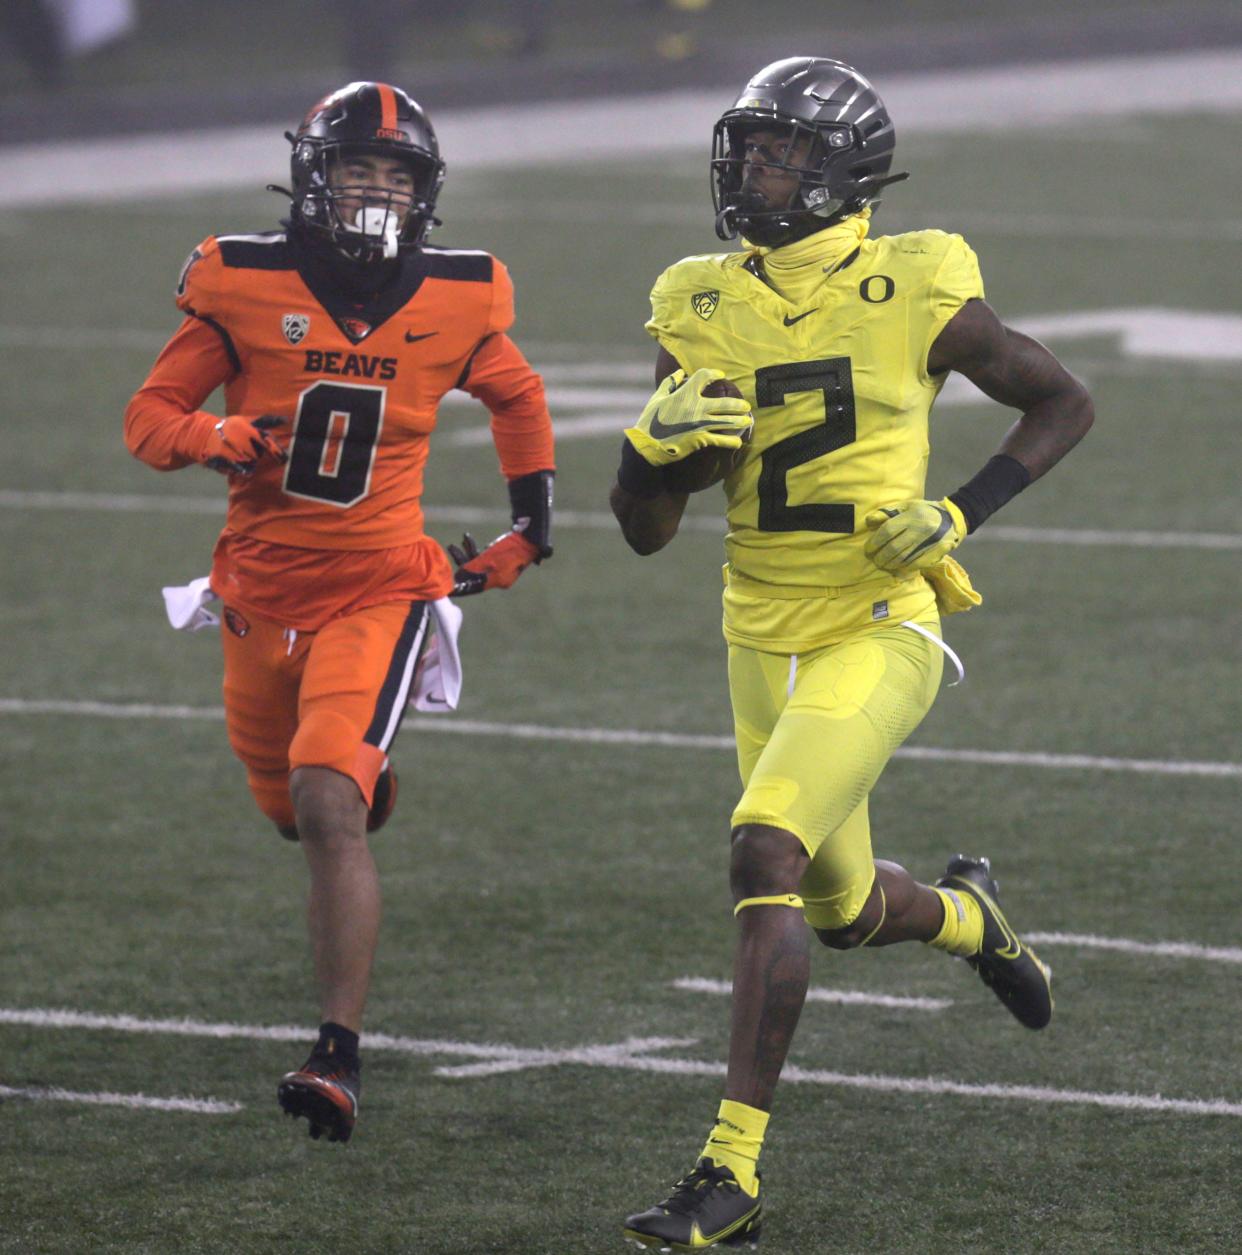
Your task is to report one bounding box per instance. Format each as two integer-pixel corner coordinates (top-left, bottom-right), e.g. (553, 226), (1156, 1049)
(3, 103), (1242, 1255)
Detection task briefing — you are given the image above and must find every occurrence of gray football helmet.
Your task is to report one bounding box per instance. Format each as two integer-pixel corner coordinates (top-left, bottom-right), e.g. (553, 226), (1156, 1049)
(711, 57), (907, 247)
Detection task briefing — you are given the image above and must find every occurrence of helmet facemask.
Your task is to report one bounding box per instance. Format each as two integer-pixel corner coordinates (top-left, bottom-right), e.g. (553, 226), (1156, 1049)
(712, 114), (902, 248)
(292, 139), (443, 263)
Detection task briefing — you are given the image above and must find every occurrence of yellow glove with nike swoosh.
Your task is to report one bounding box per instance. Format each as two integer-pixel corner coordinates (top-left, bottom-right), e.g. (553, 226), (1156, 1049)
(624, 368), (754, 467)
(864, 498), (967, 575)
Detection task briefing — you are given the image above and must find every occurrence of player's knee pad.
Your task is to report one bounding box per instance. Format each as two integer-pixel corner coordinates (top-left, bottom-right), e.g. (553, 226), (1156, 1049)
(289, 708), (362, 777)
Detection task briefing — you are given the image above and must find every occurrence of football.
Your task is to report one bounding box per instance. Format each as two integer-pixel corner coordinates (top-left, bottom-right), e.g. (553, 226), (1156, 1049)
(662, 377), (752, 493)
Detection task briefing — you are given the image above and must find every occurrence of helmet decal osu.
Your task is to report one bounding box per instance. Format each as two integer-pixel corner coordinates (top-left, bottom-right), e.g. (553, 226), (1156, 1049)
(711, 57), (908, 248)
(284, 81), (445, 262)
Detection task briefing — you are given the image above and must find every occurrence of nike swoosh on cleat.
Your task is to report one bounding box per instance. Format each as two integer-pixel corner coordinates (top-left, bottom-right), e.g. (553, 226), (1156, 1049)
(947, 875), (1022, 959)
(404, 330), (438, 342)
(783, 309), (819, 326)
(689, 1212), (757, 1247)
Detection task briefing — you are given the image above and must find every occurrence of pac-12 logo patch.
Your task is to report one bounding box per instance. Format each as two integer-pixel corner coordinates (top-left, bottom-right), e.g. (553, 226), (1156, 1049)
(282, 313), (310, 345)
(223, 607), (250, 637)
(691, 290), (719, 321)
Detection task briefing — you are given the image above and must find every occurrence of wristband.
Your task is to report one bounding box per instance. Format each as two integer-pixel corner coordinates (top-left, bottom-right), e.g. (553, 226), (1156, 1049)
(949, 455), (1031, 533)
(507, 469), (554, 558)
(617, 440), (668, 499)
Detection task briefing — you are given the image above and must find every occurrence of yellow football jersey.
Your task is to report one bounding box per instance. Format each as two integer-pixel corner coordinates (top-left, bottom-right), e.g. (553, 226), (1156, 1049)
(646, 229), (983, 653)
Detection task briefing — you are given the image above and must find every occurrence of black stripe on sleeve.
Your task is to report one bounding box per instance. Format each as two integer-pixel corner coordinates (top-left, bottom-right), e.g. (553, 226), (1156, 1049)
(185, 308), (242, 376)
(454, 333), (496, 390)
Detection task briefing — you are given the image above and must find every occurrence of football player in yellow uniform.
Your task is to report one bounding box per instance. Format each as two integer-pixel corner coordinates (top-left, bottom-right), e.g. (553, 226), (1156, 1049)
(613, 57), (1093, 1251)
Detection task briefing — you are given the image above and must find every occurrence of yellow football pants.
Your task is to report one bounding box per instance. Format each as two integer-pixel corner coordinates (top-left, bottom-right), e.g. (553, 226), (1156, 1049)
(728, 616), (944, 930)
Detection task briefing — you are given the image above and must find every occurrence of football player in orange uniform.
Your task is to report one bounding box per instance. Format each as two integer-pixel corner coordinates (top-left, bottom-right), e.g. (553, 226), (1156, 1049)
(124, 82), (555, 1143)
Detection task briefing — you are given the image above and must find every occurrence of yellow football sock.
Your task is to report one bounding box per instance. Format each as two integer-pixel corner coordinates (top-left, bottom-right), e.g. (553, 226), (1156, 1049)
(927, 886), (983, 956)
(701, 1099), (767, 1196)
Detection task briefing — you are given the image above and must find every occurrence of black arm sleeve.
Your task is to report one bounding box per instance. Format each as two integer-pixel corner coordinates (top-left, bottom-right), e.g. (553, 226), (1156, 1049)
(949, 454), (1031, 533)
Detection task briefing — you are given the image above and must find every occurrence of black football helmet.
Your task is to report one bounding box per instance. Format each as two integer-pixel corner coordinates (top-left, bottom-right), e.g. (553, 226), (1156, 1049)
(711, 57), (908, 247)
(285, 81), (445, 262)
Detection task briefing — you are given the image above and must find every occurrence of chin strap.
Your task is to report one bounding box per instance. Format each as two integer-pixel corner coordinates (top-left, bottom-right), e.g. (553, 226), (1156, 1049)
(856, 170), (910, 196)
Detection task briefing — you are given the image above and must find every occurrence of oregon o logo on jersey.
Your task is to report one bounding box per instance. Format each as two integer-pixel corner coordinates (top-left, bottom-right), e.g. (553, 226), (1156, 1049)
(859, 274), (895, 303)
(691, 290), (720, 320)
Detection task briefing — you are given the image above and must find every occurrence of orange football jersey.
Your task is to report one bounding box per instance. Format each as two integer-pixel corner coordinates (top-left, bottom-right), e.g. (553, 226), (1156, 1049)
(125, 230), (554, 628)
(173, 231), (534, 547)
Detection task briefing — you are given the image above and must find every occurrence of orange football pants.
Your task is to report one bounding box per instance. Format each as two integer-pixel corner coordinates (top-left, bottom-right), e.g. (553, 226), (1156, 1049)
(219, 600), (430, 829)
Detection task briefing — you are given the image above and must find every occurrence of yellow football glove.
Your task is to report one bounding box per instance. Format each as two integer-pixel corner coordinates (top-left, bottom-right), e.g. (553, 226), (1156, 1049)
(624, 368), (753, 467)
(864, 498), (967, 574)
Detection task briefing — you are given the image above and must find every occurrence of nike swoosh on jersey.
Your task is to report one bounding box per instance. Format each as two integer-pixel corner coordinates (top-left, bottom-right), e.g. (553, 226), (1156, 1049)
(648, 410), (737, 439)
(782, 309), (819, 326)
(404, 330), (438, 342)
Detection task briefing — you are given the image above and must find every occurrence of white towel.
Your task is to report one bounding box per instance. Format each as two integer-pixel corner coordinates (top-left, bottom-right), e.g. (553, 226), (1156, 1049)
(411, 598), (463, 712)
(162, 577), (219, 632)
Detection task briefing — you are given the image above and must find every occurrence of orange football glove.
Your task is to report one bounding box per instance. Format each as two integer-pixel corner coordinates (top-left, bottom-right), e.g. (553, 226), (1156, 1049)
(448, 530), (542, 596)
(200, 415), (287, 476)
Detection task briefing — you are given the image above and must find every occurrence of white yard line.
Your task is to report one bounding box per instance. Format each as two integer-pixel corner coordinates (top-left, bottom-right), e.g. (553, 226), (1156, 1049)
(0, 1084), (241, 1115)
(0, 699), (225, 721)
(4, 1006), (1239, 1117)
(2, 700), (1240, 780)
(889, 744), (1242, 779)
(772, 1068), (1242, 1119)
(1025, 932), (1242, 965)
(442, 412), (634, 445)
(976, 526), (1242, 551)
(429, 1037), (701, 1080)
(415, 719), (1242, 780)
(2, 489), (1241, 551)
(674, 977), (951, 1012)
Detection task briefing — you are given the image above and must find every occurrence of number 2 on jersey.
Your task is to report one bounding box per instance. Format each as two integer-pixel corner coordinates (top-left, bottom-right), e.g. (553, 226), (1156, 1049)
(284, 381), (384, 507)
(755, 356), (855, 534)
